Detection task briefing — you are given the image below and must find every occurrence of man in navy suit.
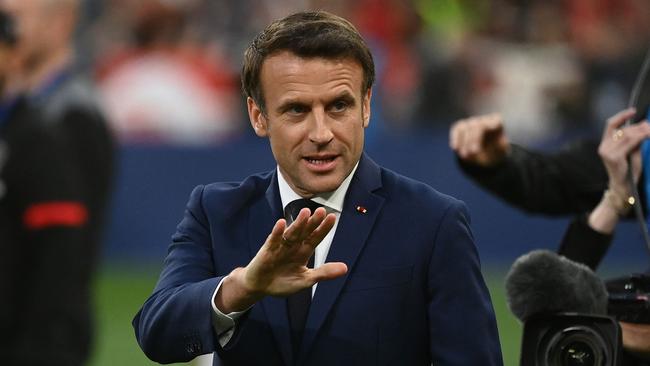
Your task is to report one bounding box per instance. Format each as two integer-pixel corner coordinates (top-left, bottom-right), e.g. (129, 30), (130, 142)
(133, 11), (502, 366)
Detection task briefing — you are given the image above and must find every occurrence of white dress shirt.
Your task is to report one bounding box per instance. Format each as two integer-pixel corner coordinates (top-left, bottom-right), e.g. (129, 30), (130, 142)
(211, 163), (359, 346)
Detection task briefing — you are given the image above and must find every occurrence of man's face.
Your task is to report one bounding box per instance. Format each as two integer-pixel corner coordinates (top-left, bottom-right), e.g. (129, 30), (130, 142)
(248, 51), (371, 197)
(1, 0), (53, 72)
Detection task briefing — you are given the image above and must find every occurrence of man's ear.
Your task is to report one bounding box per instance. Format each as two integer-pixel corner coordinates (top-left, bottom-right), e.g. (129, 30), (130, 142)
(362, 88), (372, 128)
(248, 97), (268, 137)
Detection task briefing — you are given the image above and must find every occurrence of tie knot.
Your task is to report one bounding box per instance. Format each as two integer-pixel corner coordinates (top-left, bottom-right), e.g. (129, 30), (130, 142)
(284, 198), (323, 224)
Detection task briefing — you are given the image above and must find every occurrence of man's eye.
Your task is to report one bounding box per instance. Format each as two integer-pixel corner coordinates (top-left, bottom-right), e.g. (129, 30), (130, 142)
(331, 100), (348, 112)
(287, 105), (307, 114)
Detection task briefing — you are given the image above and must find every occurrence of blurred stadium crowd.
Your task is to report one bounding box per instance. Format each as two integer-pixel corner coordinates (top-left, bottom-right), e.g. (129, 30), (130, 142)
(4, 1), (650, 365)
(78, 0), (650, 145)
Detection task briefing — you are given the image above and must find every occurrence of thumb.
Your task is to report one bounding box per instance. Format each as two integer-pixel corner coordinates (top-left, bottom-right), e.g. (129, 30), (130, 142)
(310, 262), (348, 283)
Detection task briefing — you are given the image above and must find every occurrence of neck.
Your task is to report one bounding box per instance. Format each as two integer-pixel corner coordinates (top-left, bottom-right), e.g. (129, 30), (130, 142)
(25, 46), (73, 93)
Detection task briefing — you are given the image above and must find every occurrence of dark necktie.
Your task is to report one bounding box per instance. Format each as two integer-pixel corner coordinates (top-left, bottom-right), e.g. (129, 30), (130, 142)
(284, 198), (323, 354)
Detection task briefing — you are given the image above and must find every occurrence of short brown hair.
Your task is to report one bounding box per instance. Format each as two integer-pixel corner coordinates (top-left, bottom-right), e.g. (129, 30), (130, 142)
(242, 11), (375, 114)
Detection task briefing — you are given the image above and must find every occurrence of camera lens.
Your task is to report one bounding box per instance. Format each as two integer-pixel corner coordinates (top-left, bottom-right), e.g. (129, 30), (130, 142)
(559, 340), (596, 365)
(543, 326), (609, 366)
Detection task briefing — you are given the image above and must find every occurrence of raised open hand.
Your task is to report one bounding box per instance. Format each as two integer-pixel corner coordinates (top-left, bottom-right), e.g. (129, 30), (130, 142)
(216, 207), (348, 313)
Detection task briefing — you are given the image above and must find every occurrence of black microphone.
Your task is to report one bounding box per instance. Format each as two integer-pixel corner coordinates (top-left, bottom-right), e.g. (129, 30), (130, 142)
(505, 249), (609, 321)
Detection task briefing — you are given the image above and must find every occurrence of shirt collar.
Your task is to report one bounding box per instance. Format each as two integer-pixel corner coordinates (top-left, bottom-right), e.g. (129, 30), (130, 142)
(277, 161), (359, 213)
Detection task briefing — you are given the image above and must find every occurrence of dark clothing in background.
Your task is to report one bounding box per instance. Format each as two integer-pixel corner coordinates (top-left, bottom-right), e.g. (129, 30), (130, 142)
(457, 140), (650, 365)
(457, 139), (623, 267)
(558, 213), (613, 270)
(0, 72), (114, 366)
(456, 138), (646, 267)
(457, 140), (613, 215)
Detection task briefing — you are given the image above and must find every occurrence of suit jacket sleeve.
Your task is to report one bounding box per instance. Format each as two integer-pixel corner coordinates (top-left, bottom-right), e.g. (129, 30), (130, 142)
(457, 140), (607, 215)
(427, 200), (503, 365)
(133, 185), (222, 363)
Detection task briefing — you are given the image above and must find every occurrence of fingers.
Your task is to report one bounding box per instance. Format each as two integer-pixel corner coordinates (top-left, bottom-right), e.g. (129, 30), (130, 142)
(274, 207), (335, 262)
(281, 207), (313, 244)
(619, 120), (650, 153)
(604, 108), (636, 137)
(450, 113), (505, 161)
(303, 213), (336, 249)
(599, 112), (650, 188)
(601, 118), (650, 159)
(281, 207), (328, 245)
(266, 218), (288, 251)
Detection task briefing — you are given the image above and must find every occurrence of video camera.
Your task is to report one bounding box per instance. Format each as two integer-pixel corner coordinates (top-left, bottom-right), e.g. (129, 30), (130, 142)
(514, 270), (650, 366)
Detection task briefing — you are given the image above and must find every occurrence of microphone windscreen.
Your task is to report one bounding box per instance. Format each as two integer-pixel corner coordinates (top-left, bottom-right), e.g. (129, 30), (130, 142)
(505, 249), (608, 322)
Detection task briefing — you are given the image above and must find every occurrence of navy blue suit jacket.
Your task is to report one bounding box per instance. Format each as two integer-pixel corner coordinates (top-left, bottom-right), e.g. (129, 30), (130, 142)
(133, 154), (503, 365)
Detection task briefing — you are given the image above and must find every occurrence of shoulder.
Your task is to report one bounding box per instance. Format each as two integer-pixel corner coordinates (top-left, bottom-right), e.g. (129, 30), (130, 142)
(44, 73), (104, 119)
(187, 170), (274, 217)
(379, 166), (466, 214)
(372, 165), (470, 232)
(3, 102), (58, 147)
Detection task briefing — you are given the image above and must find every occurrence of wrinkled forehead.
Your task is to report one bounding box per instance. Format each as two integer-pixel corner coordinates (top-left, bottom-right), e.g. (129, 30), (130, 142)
(261, 52), (365, 92)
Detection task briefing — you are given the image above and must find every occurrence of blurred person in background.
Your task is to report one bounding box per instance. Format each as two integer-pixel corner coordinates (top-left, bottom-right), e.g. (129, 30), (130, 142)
(449, 107), (647, 218)
(451, 99), (650, 363)
(415, 0), (650, 139)
(450, 112), (606, 215)
(554, 109), (650, 363)
(0, 0), (114, 364)
(553, 110), (649, 366)
(94, 0), (242, 145)
(451, 109), (650, 363)
(565, 0), (650, 129)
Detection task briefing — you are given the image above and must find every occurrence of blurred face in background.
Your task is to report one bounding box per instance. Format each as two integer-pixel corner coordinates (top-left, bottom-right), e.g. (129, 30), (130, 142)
(0, 0), (76, 74)
(0, 8), (17, 94)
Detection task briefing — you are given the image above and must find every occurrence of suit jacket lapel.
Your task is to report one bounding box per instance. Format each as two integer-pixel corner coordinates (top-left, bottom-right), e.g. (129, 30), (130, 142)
(298, 155), (385, 363)
(248, 171), (293, 366)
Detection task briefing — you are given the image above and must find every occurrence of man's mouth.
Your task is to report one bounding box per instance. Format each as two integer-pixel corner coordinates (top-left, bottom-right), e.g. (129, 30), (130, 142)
(305, 156), (336, 165)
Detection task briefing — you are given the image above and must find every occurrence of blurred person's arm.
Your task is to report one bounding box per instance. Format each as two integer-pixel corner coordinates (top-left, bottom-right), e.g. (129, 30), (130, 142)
(450, 113), (607, 215)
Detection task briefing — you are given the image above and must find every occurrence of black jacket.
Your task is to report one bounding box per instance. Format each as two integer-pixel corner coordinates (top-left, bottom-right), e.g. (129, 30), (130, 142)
(0, 73), (114, 366)
(458, 140), (613, 215)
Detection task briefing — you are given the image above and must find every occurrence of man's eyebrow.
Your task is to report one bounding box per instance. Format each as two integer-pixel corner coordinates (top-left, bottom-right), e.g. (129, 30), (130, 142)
(275, 90), (357, 113)
(276, 99), (309, 114)
(328, 91), (356, 105)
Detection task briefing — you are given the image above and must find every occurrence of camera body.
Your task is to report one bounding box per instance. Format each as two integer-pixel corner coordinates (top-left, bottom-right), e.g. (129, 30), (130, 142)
(608, 273), (650, 324)
(520, 274), (650, 366)
(520, 312), (622, 366)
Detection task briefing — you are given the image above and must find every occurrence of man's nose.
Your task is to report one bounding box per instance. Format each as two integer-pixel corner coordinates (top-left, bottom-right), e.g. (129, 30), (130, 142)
(308, 109), (334, 145)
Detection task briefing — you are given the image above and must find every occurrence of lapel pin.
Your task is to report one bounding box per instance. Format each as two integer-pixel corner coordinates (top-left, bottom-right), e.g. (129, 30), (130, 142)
(356, 206), (367, 214)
